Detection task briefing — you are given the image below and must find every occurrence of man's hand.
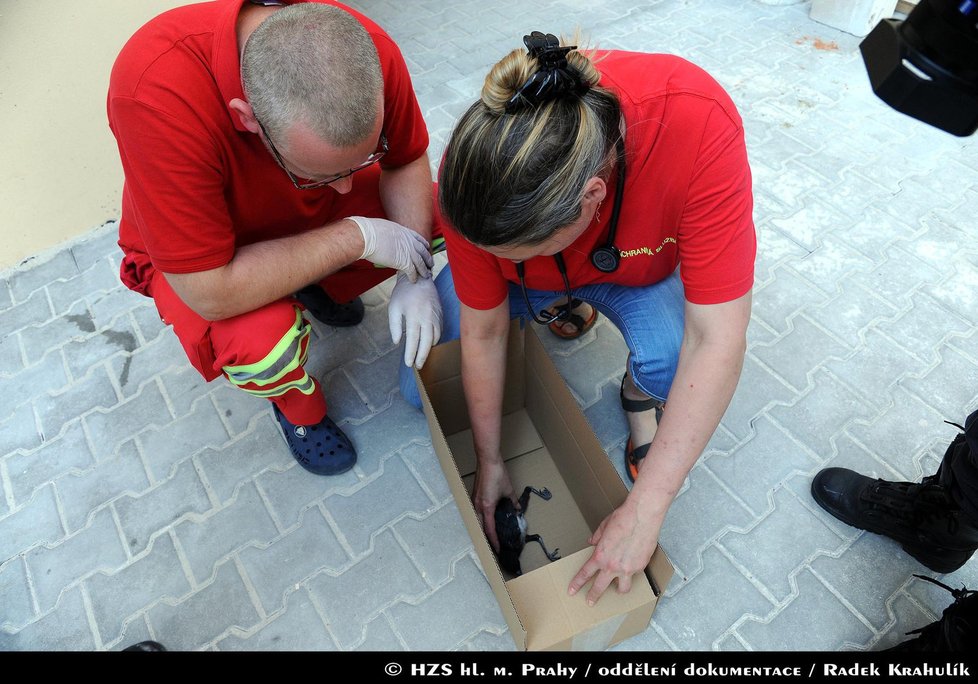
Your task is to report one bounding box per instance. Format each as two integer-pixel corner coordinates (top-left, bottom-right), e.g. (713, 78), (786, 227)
(348, 216), (433, 282)
(567, 501), (659, 606)
(472, 458), (517, 552)
(388, 274), (443, 368)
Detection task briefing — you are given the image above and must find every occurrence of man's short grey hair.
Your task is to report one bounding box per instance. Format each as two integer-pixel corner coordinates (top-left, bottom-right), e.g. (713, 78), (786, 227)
(241, 4), (383, 147)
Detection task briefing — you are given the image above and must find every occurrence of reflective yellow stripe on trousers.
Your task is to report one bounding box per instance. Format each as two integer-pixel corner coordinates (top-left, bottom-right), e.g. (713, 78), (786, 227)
(222, 307), (315, 398)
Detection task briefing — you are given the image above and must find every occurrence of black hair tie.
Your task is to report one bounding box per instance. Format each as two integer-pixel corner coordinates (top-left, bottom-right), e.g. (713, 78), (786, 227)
(504, 31), (590, 113)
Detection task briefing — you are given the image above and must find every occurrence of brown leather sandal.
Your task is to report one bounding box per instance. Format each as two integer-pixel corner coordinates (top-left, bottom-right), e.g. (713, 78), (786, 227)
(621, 374), (664, 483)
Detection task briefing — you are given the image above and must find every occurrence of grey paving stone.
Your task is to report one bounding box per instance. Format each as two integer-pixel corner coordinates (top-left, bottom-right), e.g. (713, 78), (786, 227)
(0, 402), (42, 457)
(716, 354), (796, 444)
(737, 569), (875, 651)
(36, 366), (119, 445)
(137, 397), (230, 481)
(0, 557), (34, 630)
(876, 294), (974, 366)
(806, 279), (900, 348)
(130, 300), (168, 345)
(398, 441), (453, 505)
(256, 457), (360, 529)
(751, 266), (829, 334)
(0, 333), (23, 375)
(208, 383), (269, 437)
(0, 485), (64, 563)
(583, 379), (629, 454)
(108, 332), (186, 399)
(305, 324), (379, 379)
(788, 236), (875, 296)
(320, 368), (376, 424)
(18, 299), (95, 366)
(6, 421), (93, 506)
(237, 507), (348, 614)
(547, 325), (627, 407)
(79, 376), (167, 460)
(47, 259), (121, 316)
(27, 507), (128, 612)
(325, 454), (437, 555)
(893, 215), (971, 272)
(0, 587), (95, 651)
(611, 623), (676, 653)
(0, 288), (52, 336)
(811, 534), (924, 632)
(354, 614), (406, 651)
(0, 351), (70, 421)
(848, 247), (943, 310)
(196, 413), (294, 503)
(174, 481), (279, 584)
(458, 630), (515, 652)
(307, 529), (427, 649)
(147, 560), (261, 651)
(768, 370), (879, 461)
(770, 197), (849, 254)
(394, 501), (473, 587)
(57, 441), (151, 533)
(7, 250), (78, 304)
(751, 316), (849, 392)
(115, 458), (212, 556)
(59, 314), (138, 381)
(345, 346), (401, 412)
(658, 466), (755, 580)
(388, 555), (507, 650)
(110, 614), (156, 652)
(216, 590), (337, 651)
(923, 259), (978, 326)
(158, 365), (213, 418)
(89, 286), (152, 330)
(707, 415), (821, 518)
(340, 398), (432, 477)
(720, 487), (845, 601)
(845, 387), (955, 481)
(86, 532), (192, 644)
(66, 222), (119, 274)
(870, 591), (938, 651)
(653, 545), (773, 651)
(826, 329), (929, 411)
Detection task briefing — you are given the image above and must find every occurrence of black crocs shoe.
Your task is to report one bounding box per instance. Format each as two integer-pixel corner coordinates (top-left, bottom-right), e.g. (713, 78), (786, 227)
(811, 467), (978, 573)
(273, 406), (357, 476)
(294, 285), (364, 327)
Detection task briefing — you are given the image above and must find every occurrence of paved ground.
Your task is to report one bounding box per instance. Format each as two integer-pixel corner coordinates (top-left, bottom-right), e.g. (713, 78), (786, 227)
(2, 0), (978, 652)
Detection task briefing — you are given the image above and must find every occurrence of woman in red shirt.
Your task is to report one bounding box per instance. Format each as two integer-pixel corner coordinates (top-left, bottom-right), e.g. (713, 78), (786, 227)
(432, 32), (755, 604)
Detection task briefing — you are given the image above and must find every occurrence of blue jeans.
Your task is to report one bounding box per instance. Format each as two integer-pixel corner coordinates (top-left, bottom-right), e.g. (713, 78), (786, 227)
(399, 264), (686, 409)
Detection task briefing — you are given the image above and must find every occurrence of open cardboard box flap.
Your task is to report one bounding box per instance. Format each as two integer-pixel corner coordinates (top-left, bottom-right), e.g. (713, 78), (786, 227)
(416, 322), (673, 651)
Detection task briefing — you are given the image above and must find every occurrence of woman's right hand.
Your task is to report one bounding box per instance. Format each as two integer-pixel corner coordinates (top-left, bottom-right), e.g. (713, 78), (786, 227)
(472, 457), (517, 552)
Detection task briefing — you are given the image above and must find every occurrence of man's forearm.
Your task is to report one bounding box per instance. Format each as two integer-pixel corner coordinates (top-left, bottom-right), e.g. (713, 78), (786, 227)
(379, 153), (433, 241)
(164, 218), (364, 321)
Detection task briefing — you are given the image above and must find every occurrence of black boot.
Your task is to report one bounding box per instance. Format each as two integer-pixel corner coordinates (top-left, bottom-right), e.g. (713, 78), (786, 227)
(810, 467), (978, 573)
(886, 576), (977, 651)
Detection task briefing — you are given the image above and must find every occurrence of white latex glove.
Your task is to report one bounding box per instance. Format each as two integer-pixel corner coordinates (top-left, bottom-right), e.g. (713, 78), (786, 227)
(348, 216), (433, 283)
(388, 274), (443, 369)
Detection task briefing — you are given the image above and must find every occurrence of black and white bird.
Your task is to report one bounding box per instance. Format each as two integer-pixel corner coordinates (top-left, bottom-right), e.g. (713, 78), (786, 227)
(494, 485), (561, 576)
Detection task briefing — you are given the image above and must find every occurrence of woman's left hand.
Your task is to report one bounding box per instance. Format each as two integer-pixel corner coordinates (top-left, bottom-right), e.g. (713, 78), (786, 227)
(567, 500), (661, 605)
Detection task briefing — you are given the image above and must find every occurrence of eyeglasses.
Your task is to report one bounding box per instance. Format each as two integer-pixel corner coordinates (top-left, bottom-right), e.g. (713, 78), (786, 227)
(515, 252), (574, 325)
(257, 119), (388, 190)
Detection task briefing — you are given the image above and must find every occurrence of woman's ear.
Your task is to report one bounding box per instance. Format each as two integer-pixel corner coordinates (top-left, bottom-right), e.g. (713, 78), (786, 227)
(582, 176), (608, 207)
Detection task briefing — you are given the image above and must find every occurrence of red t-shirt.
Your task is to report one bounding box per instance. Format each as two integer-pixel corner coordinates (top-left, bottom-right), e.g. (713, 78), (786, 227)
(108, 0), (428, 302)
(442, 51), (755, 308)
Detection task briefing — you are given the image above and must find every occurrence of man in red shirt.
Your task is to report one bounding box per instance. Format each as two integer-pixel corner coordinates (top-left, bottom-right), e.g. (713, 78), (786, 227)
(108, 0), (442, 476)
(433, 34), (755, 603)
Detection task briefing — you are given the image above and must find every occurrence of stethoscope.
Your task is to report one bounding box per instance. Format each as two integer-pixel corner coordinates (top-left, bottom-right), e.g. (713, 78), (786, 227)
(516, 136), (625, 324)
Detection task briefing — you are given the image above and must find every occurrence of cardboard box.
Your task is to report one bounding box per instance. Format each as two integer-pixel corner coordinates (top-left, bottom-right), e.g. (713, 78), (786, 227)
(416, 322), (674, 651)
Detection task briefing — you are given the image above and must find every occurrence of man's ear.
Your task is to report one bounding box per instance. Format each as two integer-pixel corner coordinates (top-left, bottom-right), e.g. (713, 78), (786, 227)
(229, 98), (260, 134)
